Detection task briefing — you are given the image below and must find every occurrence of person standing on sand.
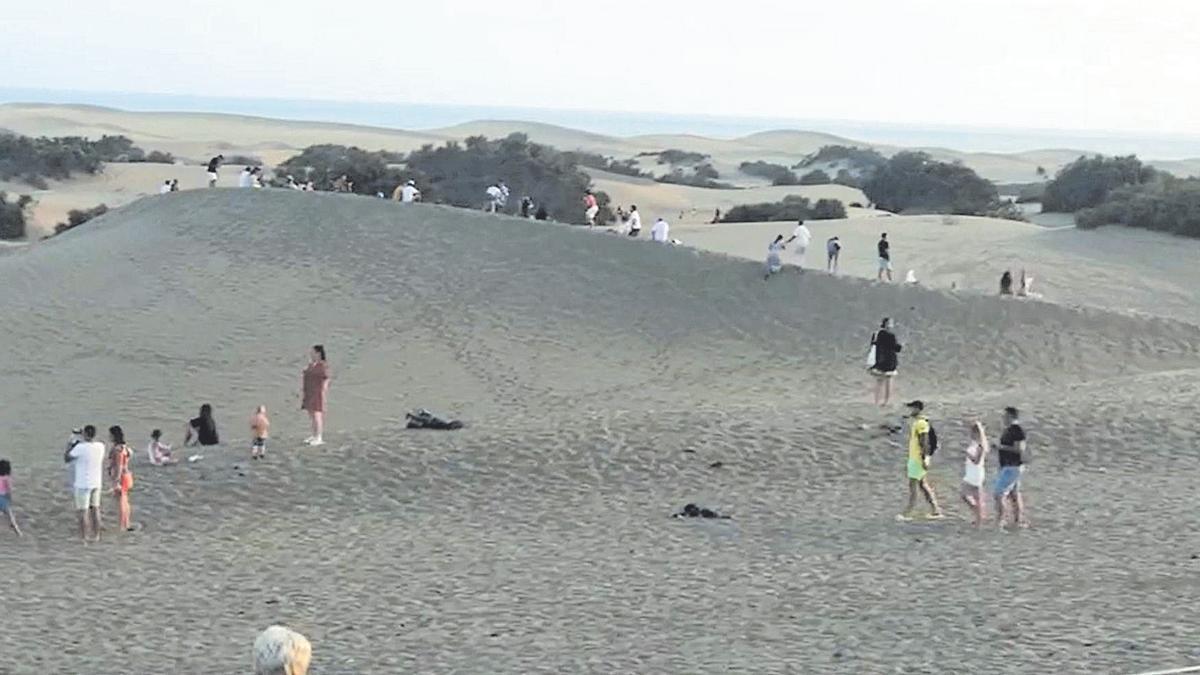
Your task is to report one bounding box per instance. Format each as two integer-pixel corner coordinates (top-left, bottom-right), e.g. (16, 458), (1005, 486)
(765, 235), (786, 279)
(160, 180), (173, 195)
(994, 406), (1029, 528)
(868, 317), (901, 406)
(250, 405), (271, 459)
(785, 219), (812, 271)
(826, 236), (842, 273)
(877, 232), (893, 282)
(0, 459), (23, 536)
(627, 205), (642, 237)
(65, 425), (105, 543)
(302, 345), (331, 446)
(106, 425), (134, 532)
(1000, 270), (1013, 296)
(961, 418), (988, 526)
(900, 400), (942, 520)
(170, 179), (179, 192)
(583, 190), (599, 227)
(185, 404), (220, 447)
(206, 155), (224, 188)
(239, 166), (255, 188)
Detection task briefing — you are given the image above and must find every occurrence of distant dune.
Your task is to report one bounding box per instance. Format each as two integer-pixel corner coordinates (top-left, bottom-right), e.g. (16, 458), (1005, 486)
(4, 190), (1200, 672)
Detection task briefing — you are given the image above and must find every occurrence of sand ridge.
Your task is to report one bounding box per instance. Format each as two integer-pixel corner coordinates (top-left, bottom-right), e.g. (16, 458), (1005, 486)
(1, 190), (1200, 673)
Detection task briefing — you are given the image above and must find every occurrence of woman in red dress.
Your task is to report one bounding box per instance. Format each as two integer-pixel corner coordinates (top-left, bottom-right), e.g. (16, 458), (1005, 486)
(301, 345), (330, 446)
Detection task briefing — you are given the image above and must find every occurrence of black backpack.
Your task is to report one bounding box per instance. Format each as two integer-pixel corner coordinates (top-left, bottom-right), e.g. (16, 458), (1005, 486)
(927, 424), (939, 456)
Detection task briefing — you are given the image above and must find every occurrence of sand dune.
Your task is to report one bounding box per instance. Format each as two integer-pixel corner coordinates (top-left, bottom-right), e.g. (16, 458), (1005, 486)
(2, 190), (1200, 673)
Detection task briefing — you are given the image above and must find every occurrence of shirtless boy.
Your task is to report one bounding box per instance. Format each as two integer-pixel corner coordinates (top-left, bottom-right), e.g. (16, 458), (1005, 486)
(250, 405), (271, 459)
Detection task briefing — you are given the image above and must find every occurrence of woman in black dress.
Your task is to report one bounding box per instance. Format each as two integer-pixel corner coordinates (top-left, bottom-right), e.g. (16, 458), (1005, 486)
(869, 317), (902, 407)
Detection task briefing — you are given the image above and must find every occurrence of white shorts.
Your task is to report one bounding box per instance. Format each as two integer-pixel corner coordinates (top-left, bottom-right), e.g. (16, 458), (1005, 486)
(878, 258), (892, 271)
(585, 205), (599, 221)
(74, 488), (100, 510)
(207, 172), (219, 182)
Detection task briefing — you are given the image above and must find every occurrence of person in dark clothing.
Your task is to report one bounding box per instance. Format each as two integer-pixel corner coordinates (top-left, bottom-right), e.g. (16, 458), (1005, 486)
(869, 317), (902, 407)
(1000, 270), (1014, 296)
(534, 206), (549, 221)
(877, 233), (893, 282)
(520, 196), (534, 219)
(185, 404), (220, 446)
(994, 406), (1029, 528)
(206, 155), (224, 188)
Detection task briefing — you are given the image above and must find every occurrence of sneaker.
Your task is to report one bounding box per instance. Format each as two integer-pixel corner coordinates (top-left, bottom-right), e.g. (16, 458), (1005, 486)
(309, 438), (325, 447)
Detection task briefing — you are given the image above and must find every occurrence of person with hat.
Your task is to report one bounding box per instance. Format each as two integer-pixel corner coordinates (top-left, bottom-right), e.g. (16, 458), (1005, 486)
(900, 399), (942, 520)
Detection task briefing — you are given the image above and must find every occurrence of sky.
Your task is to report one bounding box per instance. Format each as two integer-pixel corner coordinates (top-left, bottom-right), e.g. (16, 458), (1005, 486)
(3, 0), (1200, 135)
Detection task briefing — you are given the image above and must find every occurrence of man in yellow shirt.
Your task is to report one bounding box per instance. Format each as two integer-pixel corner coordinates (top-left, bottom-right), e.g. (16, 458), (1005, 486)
(902, 400), (942, 519)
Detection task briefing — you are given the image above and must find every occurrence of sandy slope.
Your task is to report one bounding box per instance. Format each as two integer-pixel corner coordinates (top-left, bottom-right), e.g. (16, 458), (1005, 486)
(2, 190), (1200, 673)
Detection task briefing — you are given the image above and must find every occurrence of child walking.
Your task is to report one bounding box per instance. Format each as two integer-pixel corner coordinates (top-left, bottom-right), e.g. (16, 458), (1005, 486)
(107, 426), (135, 532)
(0, 459), (23, 536)
(961, 419), (988, 526)
(250, 405), (271, 459)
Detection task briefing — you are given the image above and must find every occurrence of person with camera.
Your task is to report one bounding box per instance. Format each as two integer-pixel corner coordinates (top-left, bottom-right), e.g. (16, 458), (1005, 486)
(64, 425), (106, 543)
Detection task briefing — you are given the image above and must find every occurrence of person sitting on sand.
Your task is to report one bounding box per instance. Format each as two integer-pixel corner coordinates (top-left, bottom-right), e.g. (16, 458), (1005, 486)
(147, 429), (175, 465)
(868, 317), (901, 407)
(185, 404), (220, 447)
(626, 205), (642, 237)
(1000, 270), (1014, 296)
(651, 217), (670, 243)
(765, 235), (786, 279)
(250, 405), (270, 459)
(900, 400), (942, 520)
(961, 418), (988, 527)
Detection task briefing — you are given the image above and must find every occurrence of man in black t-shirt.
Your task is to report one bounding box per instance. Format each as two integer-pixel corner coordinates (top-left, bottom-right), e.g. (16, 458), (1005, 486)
(206, 155), (224, 188)
(994, 406), (1028, 528)
(877, 233), (893, 282)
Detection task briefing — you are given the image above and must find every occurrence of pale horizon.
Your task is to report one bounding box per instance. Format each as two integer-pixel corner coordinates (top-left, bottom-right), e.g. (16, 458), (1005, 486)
(4, 0), (1200, 137)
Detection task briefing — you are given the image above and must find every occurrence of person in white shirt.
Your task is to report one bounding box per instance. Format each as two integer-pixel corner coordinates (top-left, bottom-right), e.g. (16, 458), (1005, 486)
(238, 166), (254, 188)
(159, 180), (172, 195)
(651, 217), (670, 243)
(626, 205), (642, 237)
(64, 424), (106, 542)
(785, 219), (812, 270)
(485, 181), (510, 212)
(401, 180), (421, 203)
(765, 234), (786, 279)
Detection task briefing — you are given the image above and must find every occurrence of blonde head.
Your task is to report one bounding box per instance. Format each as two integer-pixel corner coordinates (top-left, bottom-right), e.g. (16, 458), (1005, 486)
(253, 625), (311, 675)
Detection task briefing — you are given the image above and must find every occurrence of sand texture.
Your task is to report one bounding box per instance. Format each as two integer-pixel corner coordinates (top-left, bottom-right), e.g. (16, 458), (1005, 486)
(2, 190), (1200, 673)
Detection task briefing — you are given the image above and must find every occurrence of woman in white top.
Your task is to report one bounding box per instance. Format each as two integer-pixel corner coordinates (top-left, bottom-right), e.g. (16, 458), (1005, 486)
(960, 419), (988, 526)
(764, 235), (786, 279)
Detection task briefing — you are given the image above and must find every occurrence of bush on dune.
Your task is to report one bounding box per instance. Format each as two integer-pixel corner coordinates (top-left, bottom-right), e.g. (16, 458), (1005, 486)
(1075, 176), (1200, 236)
(798, 169), (831, 185)
(798, 145), (887, 171)
(224, 154), (262, 167)
(1041, 155), (1157, 212)
(638, 149), (709, 166)
(54, 203), (108, 235)
(404, 133), (613, 224)
(739, 161), (799, 186)
(564, 151), (649, 178)
(275, 144), (406, 195)
(722, 195), (846, 222)
(0, 133), (174, 185)
(863, 151), (997, 215)
(811, 198), (847, 220)
(0, 192), (32, 240)
(656, 163), (735, 189)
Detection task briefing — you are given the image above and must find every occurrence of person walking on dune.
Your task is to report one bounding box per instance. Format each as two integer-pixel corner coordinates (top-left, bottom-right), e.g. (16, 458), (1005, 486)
(250, 405), (271, 459)
(877, 232), (893, 282)
(106, 425), (134, 532)
(65, 425), (105, 543)
(994, 406), (1029, 528)
(961, 418), (988, 526)
(206, 155), (224, 188)
(302, 345), (331, 446)
(785, 219), (812, 271)
(0, 459), (23, 537)
(868, 317), (901, 406)
(627, 205), (642, 237)
(899, 400), (942, 520)
(583, 190), (599, 227)
(826, 236), (841, 273)
(765, 235), (786, 279)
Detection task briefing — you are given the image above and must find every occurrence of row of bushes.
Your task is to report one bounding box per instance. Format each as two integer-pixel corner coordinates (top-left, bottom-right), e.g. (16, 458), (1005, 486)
(722, 195), (847, 222)
(863, 151), (999, 215)
(563, 151), (649, 178)
(798, 145), (887, 171)
(1041, 155), (1157, 212)
(0, 133), (175, 188)
(655, 163), (734, 189)
(637, 149), (709, 166)
(1075, 176), (1200, 235)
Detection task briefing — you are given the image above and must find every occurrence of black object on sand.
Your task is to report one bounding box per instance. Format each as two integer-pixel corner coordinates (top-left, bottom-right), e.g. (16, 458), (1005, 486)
(406, 409), (464, 430)
(673, 503), (731, 519)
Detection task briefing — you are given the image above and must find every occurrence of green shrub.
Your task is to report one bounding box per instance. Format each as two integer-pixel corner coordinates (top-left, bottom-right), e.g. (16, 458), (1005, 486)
(739, 161), (799, 185)
(637, 149), (709, 165)
(656, 163), (735, 189)
(723, 195), (813, 222)
(54, 203), (108, 235)
(564, 151), (649, 178)
(275, 144), (405, 195)
(799, 169), (831, 185)
(811, 198), (847, 220)
(833, 169), (861, 188)
(1073, 176), (1200, 236)
(224, 154), (263, 166)
(1041, 155), (1157, 212)
(0, 192), (32, 239)
(144, 150), (176, 164)
(799, 145), (887, 171)
(863, 151), (997, 215)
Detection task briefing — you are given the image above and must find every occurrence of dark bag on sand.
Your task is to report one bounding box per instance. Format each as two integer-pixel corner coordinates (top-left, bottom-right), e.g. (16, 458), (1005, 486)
(406, 409), (464, 431)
